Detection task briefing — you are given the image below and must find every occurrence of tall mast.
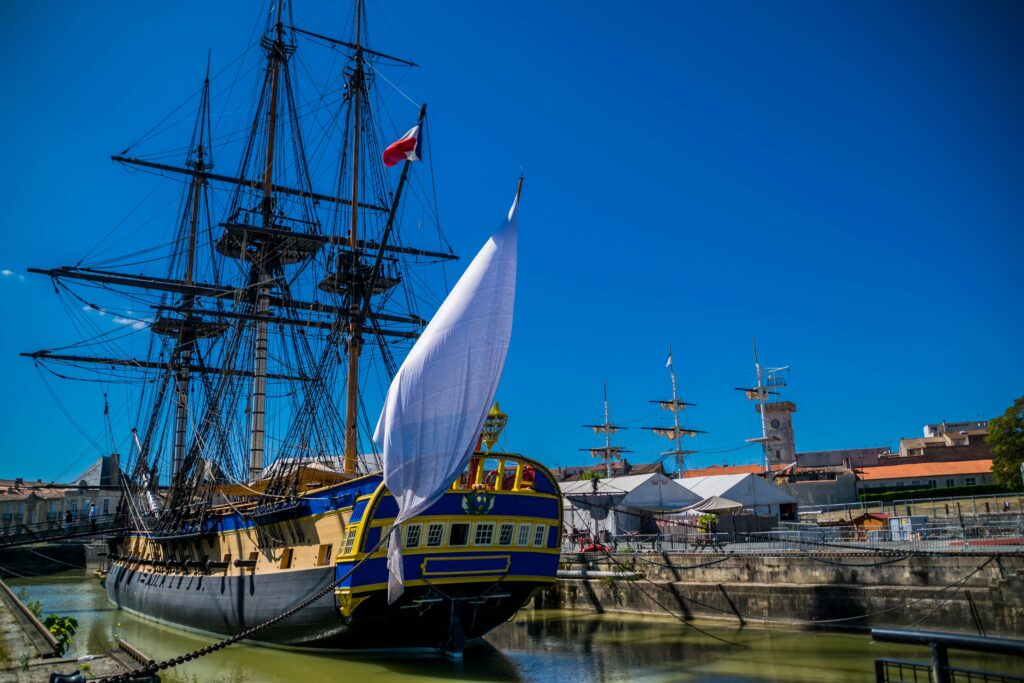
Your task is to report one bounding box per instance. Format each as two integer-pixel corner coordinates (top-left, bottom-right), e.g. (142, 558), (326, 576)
(343, 0), (365, 475)
(581, 382), (629, 477)
(249, 0), (286, 479)
(643, 346), (705, 478)
(171, 65), (212, 477)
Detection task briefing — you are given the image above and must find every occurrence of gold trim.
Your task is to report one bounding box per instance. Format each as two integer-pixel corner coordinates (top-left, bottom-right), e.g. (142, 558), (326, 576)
(348, 574), (557, 595)
(420, 554), (511, 577)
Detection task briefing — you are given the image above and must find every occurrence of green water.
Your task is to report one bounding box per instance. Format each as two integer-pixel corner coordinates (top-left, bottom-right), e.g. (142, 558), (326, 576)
(10, 571), (1022, 682)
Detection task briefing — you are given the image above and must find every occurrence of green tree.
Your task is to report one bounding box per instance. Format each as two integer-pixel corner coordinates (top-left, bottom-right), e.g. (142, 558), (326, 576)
(989, 396), (1024, 489)
(578, 470), (604, 481)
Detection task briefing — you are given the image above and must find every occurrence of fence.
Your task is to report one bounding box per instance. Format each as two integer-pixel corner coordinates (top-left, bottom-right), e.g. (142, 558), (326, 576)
(562, 517), (1024, 555)
(872, 628), (1024, 683)
(802, 493), (1024, 520)
(0, 513), (125, 548)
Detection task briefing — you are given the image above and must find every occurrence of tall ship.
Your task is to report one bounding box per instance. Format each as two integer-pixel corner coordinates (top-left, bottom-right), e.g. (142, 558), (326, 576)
(22, 0), (562, 653)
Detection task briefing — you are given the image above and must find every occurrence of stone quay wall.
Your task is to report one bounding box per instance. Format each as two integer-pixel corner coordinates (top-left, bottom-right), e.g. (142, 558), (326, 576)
(544, 552), (1024, 637)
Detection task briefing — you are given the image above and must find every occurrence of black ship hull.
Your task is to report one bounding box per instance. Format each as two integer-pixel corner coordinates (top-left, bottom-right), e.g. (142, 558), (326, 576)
(106, 560), (540, 652)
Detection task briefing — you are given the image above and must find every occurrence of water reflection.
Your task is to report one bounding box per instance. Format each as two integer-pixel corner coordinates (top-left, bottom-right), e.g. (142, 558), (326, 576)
(11, 572), (1024, 683)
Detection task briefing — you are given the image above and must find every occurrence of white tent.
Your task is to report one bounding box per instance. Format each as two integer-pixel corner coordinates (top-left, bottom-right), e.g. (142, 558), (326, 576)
(680, 473), (797, 520)
(562, 472), (701, 538)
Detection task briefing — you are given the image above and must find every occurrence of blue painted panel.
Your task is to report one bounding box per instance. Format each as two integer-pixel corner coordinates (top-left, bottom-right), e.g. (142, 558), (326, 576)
(533, 472), (556, 495)
(361, 525), (382, 552)
(370, 492), (559, 521)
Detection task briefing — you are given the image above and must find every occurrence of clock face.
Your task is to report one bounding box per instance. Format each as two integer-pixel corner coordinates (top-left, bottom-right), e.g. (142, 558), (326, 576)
(770, 419), (781, 429)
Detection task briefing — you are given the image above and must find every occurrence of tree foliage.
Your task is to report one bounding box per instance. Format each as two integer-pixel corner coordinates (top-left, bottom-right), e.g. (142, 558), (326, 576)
(989, 396), (1024, 489)
(578, 470), (604, 481)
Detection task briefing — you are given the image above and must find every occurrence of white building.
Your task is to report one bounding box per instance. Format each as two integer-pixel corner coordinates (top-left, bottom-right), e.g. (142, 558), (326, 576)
(562, 473), (700, 539)
(680, 473), (798, 521)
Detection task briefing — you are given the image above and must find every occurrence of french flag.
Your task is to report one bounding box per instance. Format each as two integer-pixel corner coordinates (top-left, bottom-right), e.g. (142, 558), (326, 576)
(382, 124), (422, 167)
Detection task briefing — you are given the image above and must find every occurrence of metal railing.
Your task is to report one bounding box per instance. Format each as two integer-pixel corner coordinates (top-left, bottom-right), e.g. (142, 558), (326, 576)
(872, 628), (1024, 683)
(562, 521), (1024, 555)
(0, 513), (125, 548)
(803, 493), (1024, 519)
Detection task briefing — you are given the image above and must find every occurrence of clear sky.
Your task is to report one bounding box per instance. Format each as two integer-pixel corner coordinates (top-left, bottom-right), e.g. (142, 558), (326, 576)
(1, 1), (1022, 483)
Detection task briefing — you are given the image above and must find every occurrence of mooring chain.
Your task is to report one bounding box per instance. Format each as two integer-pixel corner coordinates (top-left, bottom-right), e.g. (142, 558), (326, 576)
(95, 529), (394, 683)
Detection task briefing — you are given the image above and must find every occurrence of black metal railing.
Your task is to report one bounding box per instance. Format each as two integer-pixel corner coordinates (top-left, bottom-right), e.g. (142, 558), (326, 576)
(0, 513), (126, 548)
(873, 628), (1024, 683)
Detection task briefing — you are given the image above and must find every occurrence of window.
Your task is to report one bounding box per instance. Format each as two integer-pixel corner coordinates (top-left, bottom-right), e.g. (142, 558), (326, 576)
(517, 524), (531, 546)
(965, 477), (976, 486)
(279, 548), (294, 569)
(405, 524), (422, 549)
(911, 480), (920, 486)
(103, 499), (110, 514)
(946, 479), (955, 488)
(342, 528), (357, 555)
(70, 501), (78, 516)
(317, 544), (333, 566)
(498, 523), (515, 546)
(425, 523), (444, 547)
(449, 523), (470, 546)
(533, 525), (547, 547)
(474, 523), (495, 546)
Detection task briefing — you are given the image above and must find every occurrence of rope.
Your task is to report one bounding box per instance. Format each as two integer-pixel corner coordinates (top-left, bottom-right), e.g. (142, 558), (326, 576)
(96, 527), (395, 682)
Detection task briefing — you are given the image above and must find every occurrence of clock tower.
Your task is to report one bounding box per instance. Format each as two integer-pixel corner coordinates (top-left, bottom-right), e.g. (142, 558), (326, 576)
(756, 401), (797, 466)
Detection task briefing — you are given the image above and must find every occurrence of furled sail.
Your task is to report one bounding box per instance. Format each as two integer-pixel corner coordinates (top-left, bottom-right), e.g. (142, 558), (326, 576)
(375, 187), (519, 603)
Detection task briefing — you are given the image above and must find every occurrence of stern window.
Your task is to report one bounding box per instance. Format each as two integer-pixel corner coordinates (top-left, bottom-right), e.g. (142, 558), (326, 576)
(533, 525), (547, 547)
(426, 523), (444, 547)
(498, 523), (515, 546)
(474, 523), (495, 546)
(449, 523), (470, 546)
(516, 523), (531, 546)
(405, 524), (422, 549)
(342, 528), (357, 555)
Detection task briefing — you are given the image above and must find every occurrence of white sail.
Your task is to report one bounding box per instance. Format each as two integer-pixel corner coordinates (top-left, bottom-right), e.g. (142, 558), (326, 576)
(374, 189), (519, 603)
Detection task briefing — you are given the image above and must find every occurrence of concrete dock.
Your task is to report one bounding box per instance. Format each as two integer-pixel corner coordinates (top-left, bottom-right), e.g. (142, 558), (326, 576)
(0, 578), (147, 682)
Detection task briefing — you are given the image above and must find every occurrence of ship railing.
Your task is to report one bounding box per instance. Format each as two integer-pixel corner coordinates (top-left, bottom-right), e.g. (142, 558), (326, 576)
(451, 454), (538, 493)
(871, 628), (1024, 683)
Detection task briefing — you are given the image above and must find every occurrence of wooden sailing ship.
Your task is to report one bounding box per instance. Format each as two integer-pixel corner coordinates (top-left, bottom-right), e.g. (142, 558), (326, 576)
(23, 0), (561, 653)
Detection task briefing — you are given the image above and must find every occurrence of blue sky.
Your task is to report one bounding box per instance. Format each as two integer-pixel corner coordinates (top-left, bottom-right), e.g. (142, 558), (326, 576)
(1, 1), (1022, 482)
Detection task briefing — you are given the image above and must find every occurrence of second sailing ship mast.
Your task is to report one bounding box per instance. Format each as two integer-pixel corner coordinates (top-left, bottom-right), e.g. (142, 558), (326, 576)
(643, 346), (705, 479)
(581, 383), (630, 478)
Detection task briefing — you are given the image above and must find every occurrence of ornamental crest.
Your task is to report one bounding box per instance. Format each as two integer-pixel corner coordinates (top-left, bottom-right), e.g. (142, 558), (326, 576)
(462, 490), (495, 515)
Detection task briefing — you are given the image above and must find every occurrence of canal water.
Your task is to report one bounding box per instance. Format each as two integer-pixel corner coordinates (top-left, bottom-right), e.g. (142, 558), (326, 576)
(10, 571), (1022, 682)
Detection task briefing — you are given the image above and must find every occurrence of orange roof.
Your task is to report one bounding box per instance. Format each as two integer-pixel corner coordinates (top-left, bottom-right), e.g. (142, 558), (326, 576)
(857, 459), (992, 481)
(682, 464), (786, 478)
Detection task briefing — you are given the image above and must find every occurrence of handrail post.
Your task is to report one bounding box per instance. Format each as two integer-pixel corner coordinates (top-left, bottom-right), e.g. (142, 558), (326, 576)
(931, 642), (950, 683)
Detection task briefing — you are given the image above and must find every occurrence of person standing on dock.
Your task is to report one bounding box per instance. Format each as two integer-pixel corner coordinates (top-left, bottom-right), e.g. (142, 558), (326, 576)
(63, 511), (73, 536)
(88, 504), (97, 533)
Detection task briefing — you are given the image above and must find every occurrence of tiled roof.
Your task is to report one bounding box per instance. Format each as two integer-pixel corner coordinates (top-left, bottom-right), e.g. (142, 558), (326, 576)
(857, 459), (992, 481)
(682, 463), (790, 478)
